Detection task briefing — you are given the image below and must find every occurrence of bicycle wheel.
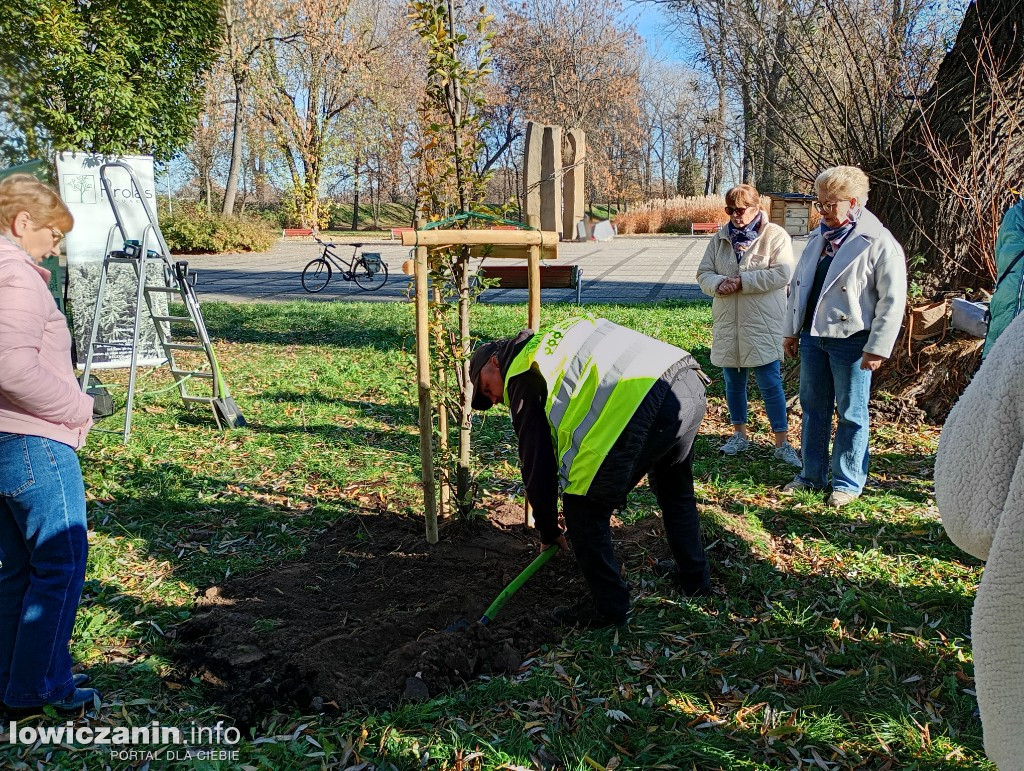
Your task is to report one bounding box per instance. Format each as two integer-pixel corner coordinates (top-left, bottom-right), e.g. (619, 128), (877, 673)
(301, 258), (332, 292)
(353, 258), (389, 291)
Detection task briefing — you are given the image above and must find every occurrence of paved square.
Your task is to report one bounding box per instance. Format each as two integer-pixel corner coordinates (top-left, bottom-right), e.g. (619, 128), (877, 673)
(185, 234), (810, 305)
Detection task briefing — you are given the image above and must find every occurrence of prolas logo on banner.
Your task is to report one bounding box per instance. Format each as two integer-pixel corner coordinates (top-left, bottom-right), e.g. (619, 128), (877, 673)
(54, 152), (167, 369)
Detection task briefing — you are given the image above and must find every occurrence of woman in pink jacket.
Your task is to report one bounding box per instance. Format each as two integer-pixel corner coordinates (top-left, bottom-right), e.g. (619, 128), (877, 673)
(0, 174), (98, 716)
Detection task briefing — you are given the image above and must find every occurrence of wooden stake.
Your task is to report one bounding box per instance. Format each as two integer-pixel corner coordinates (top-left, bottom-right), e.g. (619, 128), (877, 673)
(414, 219), (438, 544)
(527, 214), (541, 331)
(435, 286), (449, 520)
(525, 213), (542, 527)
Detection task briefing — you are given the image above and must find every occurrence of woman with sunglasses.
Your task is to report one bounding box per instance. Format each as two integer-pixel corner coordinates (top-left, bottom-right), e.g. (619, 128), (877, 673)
(782, 166), (906, 507)
(0, 174), (98, 716)
(696, 184), (799, 466)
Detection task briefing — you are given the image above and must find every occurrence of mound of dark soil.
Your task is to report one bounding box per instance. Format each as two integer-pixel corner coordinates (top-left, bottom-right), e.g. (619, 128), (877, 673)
(175, 504), (662, 727)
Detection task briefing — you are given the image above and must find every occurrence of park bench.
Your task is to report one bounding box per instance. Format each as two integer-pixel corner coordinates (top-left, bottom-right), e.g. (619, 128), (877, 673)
(690, 222), (721, 235)
(477, 264), (583, 305)
(282, 227), (314, 237)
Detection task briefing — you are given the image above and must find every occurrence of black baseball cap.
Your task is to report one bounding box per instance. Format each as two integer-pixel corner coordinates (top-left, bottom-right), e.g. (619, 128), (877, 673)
(469, 341), (500, 411)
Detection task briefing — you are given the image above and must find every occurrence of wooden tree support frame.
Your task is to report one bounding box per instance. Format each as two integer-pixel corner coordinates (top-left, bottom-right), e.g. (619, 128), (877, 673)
(410, 215), (559, 542)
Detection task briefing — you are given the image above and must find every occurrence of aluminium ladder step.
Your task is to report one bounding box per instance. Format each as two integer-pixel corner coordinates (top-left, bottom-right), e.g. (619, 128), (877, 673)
(164, 343), (207, 352)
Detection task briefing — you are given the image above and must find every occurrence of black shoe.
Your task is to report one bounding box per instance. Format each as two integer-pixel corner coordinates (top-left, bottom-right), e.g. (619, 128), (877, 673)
(653, 559), (711, 598)
(73, 673), (90, 687)
(653, 558), (678, 578)
(5, 687), (101, 718)
(552, 600), (628, 630)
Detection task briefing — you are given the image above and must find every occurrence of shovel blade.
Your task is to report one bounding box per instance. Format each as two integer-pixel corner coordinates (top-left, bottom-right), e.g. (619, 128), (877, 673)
(444, 618), (471, 633)
(213, 397), (247, 429)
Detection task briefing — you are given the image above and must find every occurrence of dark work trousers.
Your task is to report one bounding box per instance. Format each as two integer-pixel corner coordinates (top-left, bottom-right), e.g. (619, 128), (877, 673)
(562, 365), (708, 621)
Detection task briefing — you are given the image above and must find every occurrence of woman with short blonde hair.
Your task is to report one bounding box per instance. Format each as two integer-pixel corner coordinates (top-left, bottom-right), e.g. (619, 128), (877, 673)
(782, 166), (907, 507)
(814, 166), (871, 207)
(696, 183), (799, 466)
(0, 174), (99, 715)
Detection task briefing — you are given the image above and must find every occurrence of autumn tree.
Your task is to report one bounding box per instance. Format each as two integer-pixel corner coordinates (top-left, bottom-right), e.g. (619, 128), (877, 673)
(665, 0), (957, 189)
(337, 32), (422, 229)
(218, 0), (296, 215)
(639, 62), (713, 199)
(492, 0), (645, 205)
(186, 63), (232, 211)
(253, 0), (398, 228)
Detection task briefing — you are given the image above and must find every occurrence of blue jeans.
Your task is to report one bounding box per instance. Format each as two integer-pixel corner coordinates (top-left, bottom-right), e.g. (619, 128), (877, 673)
(0, 433), (88, 707)
(721, 360), (789, 434)
(796, 332), (872, 495)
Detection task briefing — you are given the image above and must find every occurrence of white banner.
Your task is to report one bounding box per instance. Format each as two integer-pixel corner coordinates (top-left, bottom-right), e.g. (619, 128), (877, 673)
(55, 152), (167, 368)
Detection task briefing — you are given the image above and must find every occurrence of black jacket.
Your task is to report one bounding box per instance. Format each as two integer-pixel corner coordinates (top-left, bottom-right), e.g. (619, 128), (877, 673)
(500, 333), (701, 542)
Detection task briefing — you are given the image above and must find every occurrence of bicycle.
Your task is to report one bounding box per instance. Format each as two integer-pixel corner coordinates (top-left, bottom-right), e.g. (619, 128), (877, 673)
(301, 238), (389, 293)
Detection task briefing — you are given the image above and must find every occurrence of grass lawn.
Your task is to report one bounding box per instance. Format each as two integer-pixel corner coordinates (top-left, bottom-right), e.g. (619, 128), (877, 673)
(0, 301), (987, 770)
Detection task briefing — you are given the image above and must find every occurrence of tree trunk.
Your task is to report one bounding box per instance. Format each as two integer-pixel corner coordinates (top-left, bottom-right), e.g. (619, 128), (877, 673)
(870, 0), (1024, 420)
(740, 79), (757, 185)
(222, 77), (245, 216)
(869, 0), (1024, 294)
(709, 78), (727, 194)
(760, 25), (789, 191)
(351, 154), (361, 231)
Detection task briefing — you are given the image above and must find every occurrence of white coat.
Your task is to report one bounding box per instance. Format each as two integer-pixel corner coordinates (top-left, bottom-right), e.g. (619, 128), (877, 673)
(936, 312), (1024, 770)
(784, 208), (907, 358)
(696, 216), (794, 369)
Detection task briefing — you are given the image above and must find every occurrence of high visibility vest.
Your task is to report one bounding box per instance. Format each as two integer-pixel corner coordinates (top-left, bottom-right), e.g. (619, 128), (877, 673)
(503, 316), (691, 495)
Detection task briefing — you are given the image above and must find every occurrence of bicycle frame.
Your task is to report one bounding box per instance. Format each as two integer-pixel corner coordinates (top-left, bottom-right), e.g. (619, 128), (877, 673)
(315, 238), (361, 280)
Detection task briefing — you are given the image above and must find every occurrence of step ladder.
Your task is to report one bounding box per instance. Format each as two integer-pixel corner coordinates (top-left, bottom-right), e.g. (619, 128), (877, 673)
(79, 161), (246, 442)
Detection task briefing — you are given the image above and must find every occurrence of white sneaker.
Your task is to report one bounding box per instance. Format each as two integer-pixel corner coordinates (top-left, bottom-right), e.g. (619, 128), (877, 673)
(828, 491), (859, 508)
(781, 478), (813, 494)
(774, 442), (802, 468)
(720, 432), (750, 455)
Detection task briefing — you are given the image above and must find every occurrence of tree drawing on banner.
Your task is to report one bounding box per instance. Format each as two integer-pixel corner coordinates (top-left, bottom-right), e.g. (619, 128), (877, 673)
(66, 175), (95, 204)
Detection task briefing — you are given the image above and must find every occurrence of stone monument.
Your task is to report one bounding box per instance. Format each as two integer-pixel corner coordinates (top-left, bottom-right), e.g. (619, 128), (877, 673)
(562, 128), (585, 242)
(523, 122), (543, 223)
(522, 121), (586, 241)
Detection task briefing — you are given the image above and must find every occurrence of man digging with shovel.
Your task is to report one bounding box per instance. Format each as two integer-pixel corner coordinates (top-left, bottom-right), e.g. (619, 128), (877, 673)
(469, 315), (712, 630)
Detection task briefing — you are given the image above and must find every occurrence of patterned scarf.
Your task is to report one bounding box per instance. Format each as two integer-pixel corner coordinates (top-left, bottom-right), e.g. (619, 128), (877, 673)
(820, 207), (861, 258)
(728, 211), (763, 260)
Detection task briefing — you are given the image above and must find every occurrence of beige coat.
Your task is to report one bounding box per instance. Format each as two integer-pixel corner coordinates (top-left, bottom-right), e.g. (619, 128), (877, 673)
(936, 311), (1024, 770)
(696, 216), (794, 368)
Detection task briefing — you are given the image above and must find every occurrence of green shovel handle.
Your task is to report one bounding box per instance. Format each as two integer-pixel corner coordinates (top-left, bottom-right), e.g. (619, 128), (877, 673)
(480, 544), (559, 624)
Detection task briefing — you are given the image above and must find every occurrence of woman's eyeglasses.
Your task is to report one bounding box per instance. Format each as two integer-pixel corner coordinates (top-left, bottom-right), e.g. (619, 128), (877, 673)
(48, 226), (64, 242)
(813, 201), (842, 214)
(724, 206), (752, 216)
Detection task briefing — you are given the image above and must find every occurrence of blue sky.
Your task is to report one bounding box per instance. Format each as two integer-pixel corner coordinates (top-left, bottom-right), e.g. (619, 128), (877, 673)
(627, 2), (697, 64)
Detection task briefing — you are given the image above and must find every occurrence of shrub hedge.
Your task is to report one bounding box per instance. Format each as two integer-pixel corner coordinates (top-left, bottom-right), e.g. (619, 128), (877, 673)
(161, 205), (277, 254)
